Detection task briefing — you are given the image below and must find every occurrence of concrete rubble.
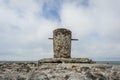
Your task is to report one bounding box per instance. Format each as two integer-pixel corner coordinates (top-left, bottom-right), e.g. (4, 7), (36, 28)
(0, 62), (120, 80)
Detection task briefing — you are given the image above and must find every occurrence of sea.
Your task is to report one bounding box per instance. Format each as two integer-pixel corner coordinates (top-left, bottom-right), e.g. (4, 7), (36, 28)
(96, 61), (120, 65)
(0, 61), (120, 65)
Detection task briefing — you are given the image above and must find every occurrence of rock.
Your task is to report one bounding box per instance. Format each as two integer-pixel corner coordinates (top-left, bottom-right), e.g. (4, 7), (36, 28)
(84, 71), (95, 80)
(98, 77), (107, 80)
(68, 65), (78, 70)
(68, 73), (84, 80)
(17, 75), (26, 80)
(111, 65), (120, 71)
(80, 67), (90, 72)
(3, 72), (15, 80)
(93, 73), (107, 80)
(2, 72), (27, 80)
(28, 72), (49, 80)
(94, 66), (106, 71)
(0, 75), (4, 80)
(49, 76), (64, 80)
(109, 71), (120, 80)
(64, 75), (70, 80)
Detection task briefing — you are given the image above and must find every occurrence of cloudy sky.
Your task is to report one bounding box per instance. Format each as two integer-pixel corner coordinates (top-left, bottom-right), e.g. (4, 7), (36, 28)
(0, 0), (120, 61)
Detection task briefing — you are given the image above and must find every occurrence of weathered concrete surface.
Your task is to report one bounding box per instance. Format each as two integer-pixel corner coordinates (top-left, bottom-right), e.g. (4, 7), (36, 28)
(53, 28), (71, 58)
(38, 58), (95, 64)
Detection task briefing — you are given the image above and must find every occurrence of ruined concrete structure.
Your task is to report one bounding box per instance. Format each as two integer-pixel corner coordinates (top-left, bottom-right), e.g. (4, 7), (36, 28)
(49, 28), (78, 58)
(39, 28), (95, 63)
(53, 28), (72, 58)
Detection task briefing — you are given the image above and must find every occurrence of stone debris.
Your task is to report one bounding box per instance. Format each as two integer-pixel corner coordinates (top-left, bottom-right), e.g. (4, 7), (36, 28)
(0, 62), (120, 80)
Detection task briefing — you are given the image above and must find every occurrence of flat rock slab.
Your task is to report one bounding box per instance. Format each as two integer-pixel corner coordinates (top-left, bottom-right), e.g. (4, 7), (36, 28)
(38, 58), (95, 64)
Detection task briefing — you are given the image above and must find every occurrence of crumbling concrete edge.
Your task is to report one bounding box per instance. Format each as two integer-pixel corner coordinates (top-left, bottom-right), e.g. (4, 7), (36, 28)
(38, 58), (96, 65)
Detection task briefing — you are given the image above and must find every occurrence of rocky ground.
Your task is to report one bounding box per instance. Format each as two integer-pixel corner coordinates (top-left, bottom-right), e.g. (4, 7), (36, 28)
(0, 62), (120, 80)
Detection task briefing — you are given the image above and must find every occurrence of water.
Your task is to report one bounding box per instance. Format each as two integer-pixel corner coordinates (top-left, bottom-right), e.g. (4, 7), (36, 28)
(96, 61), (120, 65)
(0, 61), (38, 64)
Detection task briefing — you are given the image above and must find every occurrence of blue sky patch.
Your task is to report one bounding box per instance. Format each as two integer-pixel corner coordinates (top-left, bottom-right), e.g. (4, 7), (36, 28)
(81, 0), (89, 8)
(41, 0), (61, 22)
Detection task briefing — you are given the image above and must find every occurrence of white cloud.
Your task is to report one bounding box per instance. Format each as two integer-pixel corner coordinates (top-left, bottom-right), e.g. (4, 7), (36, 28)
(0, 0), (57, 44)
(0, 0), (57, 60)
(60, 2), (94, 37)
(60, 0), (120, 60)
(0, 0), (120, 61)
(89, 0), (120, 39)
